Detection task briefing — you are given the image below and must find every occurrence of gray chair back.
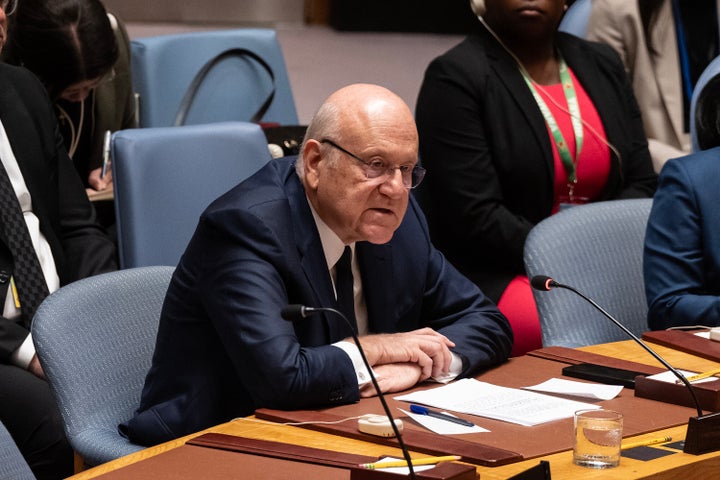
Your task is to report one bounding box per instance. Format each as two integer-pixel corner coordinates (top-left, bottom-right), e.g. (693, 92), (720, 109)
(112, 121), (272, 268)
(0, 420), (35, 480)
(558, 0), (592, 37)
(690, 54), (720, 152)
(524, 199), (653, 347)
(131, 28), (298, 127)
(31, 266), (174, 466)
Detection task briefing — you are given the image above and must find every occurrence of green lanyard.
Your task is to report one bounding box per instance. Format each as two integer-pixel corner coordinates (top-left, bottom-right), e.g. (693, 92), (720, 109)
(521, 57), (584, 199)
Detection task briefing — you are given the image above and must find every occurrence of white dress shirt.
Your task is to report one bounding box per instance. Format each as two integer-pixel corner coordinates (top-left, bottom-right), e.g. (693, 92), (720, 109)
(0, 119), (60, 368)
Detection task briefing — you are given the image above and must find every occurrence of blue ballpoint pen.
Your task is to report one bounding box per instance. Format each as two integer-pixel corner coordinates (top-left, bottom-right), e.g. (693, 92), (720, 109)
(409, 404), (475, 427)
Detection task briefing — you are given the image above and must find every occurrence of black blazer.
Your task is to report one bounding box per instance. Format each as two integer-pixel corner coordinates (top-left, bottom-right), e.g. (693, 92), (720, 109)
(0, 64), (116, 360)
(416, 24), (657, 301)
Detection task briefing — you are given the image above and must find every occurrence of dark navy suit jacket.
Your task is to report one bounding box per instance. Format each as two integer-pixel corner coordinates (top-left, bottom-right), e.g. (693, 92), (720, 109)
(122, 156), (512, 446)
(644, 147), (720, 329)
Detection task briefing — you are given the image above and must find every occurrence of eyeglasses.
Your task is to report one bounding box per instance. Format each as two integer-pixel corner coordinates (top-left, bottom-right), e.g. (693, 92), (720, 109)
(320, 139), (426, 189)
(1, 0), (17, 16)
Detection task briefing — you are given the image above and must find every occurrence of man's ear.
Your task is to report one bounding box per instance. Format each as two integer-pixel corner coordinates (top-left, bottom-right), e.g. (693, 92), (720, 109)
(302, 139), (322, 190)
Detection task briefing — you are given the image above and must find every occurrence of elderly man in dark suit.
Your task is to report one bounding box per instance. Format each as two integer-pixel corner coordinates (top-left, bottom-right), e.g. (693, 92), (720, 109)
(122, 83), (513, 446)
(0, 1), (117, 477)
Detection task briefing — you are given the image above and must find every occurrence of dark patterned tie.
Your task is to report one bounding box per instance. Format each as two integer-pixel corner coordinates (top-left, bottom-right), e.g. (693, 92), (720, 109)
(0, 160), (50, 326)
(335, 246), (357, 334)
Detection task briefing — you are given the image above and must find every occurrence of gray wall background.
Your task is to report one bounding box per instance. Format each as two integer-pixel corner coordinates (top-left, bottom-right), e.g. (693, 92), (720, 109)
(102, 0), (303, 25)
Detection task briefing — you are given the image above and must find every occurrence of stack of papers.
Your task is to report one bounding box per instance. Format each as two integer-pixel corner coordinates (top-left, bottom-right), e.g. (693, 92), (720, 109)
(395, 378), (601, 426)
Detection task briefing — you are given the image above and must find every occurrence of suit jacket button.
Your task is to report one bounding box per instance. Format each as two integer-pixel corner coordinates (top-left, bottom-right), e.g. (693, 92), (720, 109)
(0, 271), (9, 284)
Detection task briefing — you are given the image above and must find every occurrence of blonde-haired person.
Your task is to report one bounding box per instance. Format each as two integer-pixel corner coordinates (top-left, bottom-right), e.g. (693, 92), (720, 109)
(416, 0), (656, 355)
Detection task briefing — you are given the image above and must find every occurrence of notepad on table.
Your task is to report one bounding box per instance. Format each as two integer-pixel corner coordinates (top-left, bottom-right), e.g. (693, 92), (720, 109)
(395, 378), (599, 427)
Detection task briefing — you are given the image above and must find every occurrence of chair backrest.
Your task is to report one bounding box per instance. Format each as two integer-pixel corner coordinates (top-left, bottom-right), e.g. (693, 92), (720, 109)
(112, 121), (272, 269)
(690, 54), (720, 152)
(131, 28), (298, 128)
(558, 0), (592, 37)
(0, 420), (36, 480)
(524, 199), (653, 348)
(31, 266), (175, 467)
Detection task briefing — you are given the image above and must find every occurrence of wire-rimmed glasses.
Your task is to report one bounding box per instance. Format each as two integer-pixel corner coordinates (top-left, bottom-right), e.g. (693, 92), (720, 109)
(320, 138), (426, 189)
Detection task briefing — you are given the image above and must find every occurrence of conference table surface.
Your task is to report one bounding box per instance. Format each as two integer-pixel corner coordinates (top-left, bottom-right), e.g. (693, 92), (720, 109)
(67, 340), (720, 480)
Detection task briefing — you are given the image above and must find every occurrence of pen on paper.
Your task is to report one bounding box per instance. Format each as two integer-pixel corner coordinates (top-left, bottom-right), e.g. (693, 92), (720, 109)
(675, 367), (720, 384)
(409, 404), (475, 427)
(101, 130), (111, 179)
(359, 455), (462, 469)
(621, 436), (672, 450)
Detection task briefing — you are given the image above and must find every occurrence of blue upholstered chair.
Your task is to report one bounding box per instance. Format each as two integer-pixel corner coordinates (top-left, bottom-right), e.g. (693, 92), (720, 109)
(558, 0), (592, 37)
(111, 121), (272, 269)
(31, 267), (175, 467)
(690, 54), (720, 152)
(0, 420), (36, 480)
(131, 28), (298, 127)
(524, 199), (653, 348)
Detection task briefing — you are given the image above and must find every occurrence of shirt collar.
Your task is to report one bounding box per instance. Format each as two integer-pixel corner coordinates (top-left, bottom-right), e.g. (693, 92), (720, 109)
(307, 196), (354, 269)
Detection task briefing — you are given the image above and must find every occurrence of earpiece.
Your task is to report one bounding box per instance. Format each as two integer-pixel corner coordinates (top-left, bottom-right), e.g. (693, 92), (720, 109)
(470, 0), (485, 17)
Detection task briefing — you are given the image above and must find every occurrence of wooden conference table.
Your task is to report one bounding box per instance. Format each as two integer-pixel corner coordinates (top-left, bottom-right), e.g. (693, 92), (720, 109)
(68, 340), (720, 480)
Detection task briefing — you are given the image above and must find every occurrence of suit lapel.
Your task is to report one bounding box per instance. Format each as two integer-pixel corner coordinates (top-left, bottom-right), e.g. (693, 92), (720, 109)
(285, 172), (342, 338)
(481, 27), (555, 179)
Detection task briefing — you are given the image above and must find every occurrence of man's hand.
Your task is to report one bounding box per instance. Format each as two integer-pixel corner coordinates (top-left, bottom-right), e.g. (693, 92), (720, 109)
(360, 363), (424, 397)
(358, 328), (455, 378)
(28, 354), (45, 379)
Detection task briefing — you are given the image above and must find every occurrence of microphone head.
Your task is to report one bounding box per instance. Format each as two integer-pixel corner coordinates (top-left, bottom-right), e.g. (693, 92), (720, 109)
(280, 304), (307, 321)
(530, 275), (554, 291)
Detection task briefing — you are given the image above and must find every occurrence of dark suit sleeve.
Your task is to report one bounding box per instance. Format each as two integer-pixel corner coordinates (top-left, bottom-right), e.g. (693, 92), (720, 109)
(644, 159), (720, 329)
(392, 200), (513, 376)
(191, 207), (359, 411)
(14, 69), (119, 282)
(53, 120), (117, 282)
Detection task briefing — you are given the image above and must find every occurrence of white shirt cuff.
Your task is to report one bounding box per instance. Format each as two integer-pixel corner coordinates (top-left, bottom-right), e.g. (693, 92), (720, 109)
(431, 352), (463, 384)
(331, 340), (374, 387)
(9, 333), (35, 370)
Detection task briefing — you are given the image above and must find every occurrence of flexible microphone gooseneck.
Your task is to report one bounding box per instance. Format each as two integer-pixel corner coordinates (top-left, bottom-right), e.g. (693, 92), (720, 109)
(530, 275), (703, 417)
(531, 275), (720, 455)
(281, 304), (417, 478)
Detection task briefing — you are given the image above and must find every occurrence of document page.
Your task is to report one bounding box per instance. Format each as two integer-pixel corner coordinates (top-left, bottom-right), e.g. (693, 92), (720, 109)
(395, 378), (599, 426)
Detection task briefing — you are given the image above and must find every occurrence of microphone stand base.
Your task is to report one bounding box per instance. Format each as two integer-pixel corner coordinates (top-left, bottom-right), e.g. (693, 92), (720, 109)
(684, 411), (720, 455)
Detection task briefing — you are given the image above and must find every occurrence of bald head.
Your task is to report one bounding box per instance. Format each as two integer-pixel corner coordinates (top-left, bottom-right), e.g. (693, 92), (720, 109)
(298, 84), (418, 176)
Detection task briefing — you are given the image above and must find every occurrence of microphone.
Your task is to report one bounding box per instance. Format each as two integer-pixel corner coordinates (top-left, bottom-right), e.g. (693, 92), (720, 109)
(531, 275), (720, 455)
(281, 304), (417, 478)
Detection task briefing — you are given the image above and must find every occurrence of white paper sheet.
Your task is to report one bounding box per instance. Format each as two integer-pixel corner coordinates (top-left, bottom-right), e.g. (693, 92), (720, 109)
(646, 369), (719, 384)
(523, 378), (624, 401)
(395, 378), (599, 426)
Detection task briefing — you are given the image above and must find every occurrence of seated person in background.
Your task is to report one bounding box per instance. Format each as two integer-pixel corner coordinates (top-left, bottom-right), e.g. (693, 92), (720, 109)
(120, 83), (513, 446)
(0, 1), (118, 478)
(415, 0), (656, 356)
(644, 75), (720, 330)
(2, 0), (136, 194)
(586, 0), (719, 172)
